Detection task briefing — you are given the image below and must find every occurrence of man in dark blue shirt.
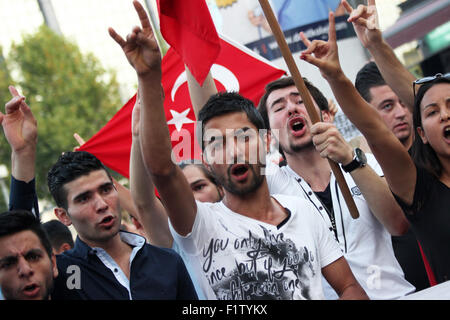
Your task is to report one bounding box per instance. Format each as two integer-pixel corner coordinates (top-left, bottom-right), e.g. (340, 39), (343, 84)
(2, 86), (197, 300)
(48, 151), (197, 300)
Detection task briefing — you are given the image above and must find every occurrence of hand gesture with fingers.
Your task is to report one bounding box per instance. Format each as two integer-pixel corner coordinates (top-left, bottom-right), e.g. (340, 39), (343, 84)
(109, 0), (161, 77)
(300, 12), (342, 80)
(1, 86), (37, 154)
(342, 0), (382, 48)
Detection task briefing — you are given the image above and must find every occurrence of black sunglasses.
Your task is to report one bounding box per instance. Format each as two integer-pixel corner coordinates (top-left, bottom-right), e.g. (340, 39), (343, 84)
(413, 73), (450, 97)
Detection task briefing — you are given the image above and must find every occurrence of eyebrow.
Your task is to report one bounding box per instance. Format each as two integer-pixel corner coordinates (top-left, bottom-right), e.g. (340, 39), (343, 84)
(0, 248), (44, 265)
(270, 92), (301, 109)
(234, 127), (251, 136)
(190, 179), (206, 187)
(73, 181), (114, 202)
(204, 134), (223, 147)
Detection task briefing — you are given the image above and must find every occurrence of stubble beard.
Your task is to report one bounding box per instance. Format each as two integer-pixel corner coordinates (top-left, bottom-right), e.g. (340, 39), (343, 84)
(212, 163), (265, 196)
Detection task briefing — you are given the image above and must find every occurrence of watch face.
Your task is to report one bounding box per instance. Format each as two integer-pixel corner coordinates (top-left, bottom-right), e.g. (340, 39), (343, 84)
(355, 148), (367, 165)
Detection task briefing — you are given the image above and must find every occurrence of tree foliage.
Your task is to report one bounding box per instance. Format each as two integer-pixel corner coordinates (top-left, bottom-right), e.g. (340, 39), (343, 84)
(0, 25), (122, 204)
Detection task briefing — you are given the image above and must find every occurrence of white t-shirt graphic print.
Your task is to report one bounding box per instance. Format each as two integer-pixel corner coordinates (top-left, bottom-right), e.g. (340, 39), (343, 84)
(169, 194), (343, 300)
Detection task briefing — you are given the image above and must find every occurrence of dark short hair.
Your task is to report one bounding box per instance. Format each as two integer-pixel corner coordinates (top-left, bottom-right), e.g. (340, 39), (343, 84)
(47, 151), (112, 209)
(257, 76), (329, 130)
(42, 220), (74, 251)
(196, 92), (266, 149)
(411, 76), (450, 177)
(0, 210), (53, 259)
(355, 61), (386, 103)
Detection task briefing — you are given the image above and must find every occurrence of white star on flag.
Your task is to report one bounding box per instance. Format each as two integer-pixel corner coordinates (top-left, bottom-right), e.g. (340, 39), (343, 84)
(167, 108), (195, 132)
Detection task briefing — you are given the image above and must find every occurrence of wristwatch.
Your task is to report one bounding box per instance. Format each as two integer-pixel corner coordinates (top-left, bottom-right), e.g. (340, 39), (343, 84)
(342, 148), (367, 173)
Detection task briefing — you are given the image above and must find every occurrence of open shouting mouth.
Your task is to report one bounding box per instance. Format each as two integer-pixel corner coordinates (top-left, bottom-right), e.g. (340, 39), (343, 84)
(288, 116), (307, 137)
(230, 164), (250, 182)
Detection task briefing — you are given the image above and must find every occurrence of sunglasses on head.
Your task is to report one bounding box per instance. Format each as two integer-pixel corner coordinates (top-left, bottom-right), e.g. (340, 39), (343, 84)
(413, 73), (450, 97)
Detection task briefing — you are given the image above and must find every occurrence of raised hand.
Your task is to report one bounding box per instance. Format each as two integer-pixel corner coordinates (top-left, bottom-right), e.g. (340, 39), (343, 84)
(108, 0), (161, 77)
(342, 0), (382, 48)
(299, 12), (342, 80)
(1, 86), (37, 154)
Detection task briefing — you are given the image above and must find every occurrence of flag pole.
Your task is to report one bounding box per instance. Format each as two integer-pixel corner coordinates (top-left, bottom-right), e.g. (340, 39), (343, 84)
(258, 0), (359, 219)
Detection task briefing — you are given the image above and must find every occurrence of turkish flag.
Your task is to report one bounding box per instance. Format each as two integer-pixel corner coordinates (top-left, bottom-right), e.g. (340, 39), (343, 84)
(78, 35), (286, 178)
(157, 0), (220, 85)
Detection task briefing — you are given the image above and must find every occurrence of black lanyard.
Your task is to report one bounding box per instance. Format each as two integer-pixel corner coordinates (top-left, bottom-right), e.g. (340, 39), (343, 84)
(297, 178), (338, 241)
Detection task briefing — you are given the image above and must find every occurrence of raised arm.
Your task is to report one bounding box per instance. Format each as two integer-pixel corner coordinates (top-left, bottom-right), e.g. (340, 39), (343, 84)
(129, 94), (172, 247)
(1, 86), (39, 217)
(342, 0), (416, 111)
(109, 1), (197, 236)
(1, 86), (37, 183)
(300, 12), (417, 207)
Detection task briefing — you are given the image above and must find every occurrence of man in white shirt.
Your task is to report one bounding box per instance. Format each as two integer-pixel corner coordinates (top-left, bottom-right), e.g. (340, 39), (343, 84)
(257, 76), (415, 299)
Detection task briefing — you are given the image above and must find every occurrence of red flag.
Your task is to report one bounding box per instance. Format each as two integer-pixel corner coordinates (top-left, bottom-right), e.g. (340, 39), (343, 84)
(157, 0), (220, 85)
(79, 35), (286, 178)
(78, 94), (135, 178)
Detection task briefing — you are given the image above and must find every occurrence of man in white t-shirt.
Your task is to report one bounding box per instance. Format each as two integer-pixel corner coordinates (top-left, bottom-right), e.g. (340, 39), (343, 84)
(138, 85), (367, 299)
(257, 76), (415, 299)
(110, 6), (368, 298)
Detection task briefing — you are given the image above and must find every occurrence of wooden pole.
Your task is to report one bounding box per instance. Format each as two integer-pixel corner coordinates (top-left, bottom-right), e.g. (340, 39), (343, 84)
(258, 0), (359, 219)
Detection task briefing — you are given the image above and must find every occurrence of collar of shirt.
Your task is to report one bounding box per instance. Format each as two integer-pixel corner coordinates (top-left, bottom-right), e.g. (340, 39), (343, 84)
(71, 231), (146, 300)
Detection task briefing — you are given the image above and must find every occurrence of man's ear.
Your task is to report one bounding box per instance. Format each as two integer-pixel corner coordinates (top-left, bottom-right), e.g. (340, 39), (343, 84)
(58, 243), (73, 254)
(51, 253), (59, 279)
(321, 110), (332, 123)
(54, 207), (72, 227)
(417, 126), (428, 144)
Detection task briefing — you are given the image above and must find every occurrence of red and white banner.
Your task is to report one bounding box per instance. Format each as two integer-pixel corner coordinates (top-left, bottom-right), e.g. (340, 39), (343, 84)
(157, 0), (221, 85)
(78, 35), (286, 178)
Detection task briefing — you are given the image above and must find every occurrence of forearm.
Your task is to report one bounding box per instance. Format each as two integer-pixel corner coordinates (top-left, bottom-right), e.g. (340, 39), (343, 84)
(325, 71), (417, 204)
(11, 147), (36, 183)
(130, 136), (172, 247)
(366, 38), (416, 111)
(138, 73), (176, 176)
(338, 283), (369, 300)
(112, 177), (138, 217)
(186, 67), (217, 118)
(138, 73), (197, 236)
(349, 166), (409, 235)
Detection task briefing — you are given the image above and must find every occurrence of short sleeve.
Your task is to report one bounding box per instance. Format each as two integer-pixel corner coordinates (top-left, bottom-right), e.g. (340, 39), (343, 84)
(365, 153), (384, 177)
(168, 201), (218, 256)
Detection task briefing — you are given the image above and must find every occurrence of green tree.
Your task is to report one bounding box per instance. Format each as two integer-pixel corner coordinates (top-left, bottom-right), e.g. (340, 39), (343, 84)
(0, 25), (122, 202)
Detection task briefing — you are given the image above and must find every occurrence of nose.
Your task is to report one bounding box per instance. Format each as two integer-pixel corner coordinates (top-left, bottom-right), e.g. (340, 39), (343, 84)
(225, 137), (243, 164)
(287, 99), (301, 116)
(394, 103), (408, 118)
(440, 107), (449, 121)
(93, 192), (109, 212)
(18, 257), (34, 279)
